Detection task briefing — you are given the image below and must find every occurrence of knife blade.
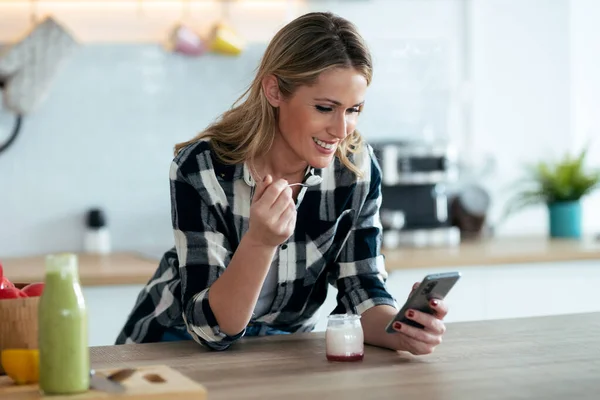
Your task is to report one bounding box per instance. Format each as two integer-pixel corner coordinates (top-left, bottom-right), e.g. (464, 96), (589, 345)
(89, 369), (126, 393)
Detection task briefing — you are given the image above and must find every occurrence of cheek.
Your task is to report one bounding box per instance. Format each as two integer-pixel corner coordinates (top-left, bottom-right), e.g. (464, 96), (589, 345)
(305, 116), (329, 136)
(281, 109), (324, 140)
(346, 115), (359, 132)
(278, 108), (302, 137)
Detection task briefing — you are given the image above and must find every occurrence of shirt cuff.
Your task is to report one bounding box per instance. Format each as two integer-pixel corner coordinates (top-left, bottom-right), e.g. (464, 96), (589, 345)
(184, 288), (246, 350)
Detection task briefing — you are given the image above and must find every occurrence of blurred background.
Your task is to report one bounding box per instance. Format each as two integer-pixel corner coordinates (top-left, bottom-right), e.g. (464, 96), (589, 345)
(1, 0), (598, 257)
(1, 0), (599, 345)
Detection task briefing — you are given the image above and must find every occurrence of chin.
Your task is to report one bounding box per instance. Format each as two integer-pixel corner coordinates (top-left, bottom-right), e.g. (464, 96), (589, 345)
(308, 155), (336, 169)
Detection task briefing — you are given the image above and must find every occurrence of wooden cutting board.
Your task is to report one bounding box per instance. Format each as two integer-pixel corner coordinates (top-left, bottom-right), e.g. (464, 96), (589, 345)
(0, 365), (207, 399)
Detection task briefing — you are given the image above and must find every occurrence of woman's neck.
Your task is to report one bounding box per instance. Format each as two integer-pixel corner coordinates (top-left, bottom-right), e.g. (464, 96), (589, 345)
(254, 135), (308, 184)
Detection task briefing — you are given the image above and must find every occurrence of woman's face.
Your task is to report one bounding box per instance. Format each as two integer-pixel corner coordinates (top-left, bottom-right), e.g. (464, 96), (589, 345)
(271, 67), (368, 170)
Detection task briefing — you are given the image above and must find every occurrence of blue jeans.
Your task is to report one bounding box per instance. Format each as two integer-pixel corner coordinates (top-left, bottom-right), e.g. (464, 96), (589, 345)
(160, 324), (290, 342)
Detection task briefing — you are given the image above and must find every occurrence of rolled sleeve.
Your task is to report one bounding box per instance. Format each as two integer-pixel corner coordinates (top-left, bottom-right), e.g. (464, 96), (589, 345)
(170, 159), (244, 350)
(330, 148), (398, 315)
(334, 256), (397, 315)
(183, 288), (245, 351)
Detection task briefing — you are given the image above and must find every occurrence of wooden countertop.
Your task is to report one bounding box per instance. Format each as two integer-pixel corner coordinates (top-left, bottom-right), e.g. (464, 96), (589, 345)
(1, 252), (157, 286)
(82, 313), (600, 399)
(2, 236), (599, 286)
(382, 235), (600, 270)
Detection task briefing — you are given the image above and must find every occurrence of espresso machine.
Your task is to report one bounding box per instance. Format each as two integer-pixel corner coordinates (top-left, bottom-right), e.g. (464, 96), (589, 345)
(372, 140), (461, 248)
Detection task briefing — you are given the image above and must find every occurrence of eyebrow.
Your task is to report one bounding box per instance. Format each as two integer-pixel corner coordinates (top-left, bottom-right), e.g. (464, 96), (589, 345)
(314, 98), (365, 107)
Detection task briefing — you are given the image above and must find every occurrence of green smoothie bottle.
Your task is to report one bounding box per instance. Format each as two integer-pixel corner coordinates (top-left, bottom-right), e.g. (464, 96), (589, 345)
(38, 253), (90, 395)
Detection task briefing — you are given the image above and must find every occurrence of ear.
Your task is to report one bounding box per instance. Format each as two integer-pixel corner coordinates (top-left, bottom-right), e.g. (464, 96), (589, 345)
(261, 74), (283, 107)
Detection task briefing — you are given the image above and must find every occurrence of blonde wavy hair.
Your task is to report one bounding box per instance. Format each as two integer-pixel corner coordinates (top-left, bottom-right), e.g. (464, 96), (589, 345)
(174, 12), (373, 176)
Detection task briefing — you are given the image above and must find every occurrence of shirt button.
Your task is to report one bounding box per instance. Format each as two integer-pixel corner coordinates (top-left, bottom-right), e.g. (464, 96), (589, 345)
(281, 244), (288, 250)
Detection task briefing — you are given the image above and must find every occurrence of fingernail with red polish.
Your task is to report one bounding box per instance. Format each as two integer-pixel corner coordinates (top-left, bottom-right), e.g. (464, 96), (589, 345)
(393, 322), (402, 330)
(430, 299), (439, 307)
(407, 310), (414, 318)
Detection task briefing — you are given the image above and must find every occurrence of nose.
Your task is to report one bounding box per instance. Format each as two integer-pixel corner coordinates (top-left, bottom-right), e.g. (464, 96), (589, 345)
(328, 112), (349, 139)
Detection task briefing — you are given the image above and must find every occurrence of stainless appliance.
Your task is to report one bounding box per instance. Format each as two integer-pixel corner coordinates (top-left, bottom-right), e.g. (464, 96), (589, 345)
(372, 140), (460, 248)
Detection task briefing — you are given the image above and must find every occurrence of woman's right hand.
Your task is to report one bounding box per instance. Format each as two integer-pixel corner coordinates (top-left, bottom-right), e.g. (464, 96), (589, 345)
(246, 175), (297, 247)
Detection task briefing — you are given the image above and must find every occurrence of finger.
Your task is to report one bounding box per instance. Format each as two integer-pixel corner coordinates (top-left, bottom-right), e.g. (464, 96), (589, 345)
(408, 281), (420, 299)
(253, 175), (272, 203)
(429, 298), (449, 320)
(281, 203), (297, 234)
(403, 339), (435, 356)
(269, 187), (294, 219)
(404, 309), (446, 335)
(258, 179), (288, 207)
(391, 320), (442, 346)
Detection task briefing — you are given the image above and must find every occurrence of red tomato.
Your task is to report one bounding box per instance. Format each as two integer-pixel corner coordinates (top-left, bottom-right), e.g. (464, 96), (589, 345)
(0, 276), (15, 290)
(0, 287), (27, 300)
(21, 282), (45, 297)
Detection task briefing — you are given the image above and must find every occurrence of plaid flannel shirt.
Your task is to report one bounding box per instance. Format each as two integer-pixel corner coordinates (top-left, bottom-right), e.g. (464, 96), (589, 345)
(116, 139), (397, 350)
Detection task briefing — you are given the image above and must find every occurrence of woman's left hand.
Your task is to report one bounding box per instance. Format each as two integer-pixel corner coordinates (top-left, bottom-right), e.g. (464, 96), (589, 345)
(389, 282), (448, 355)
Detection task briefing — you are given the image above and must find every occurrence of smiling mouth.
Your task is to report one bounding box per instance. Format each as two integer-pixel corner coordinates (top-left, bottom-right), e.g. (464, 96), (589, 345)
(313, 137), (336, 150)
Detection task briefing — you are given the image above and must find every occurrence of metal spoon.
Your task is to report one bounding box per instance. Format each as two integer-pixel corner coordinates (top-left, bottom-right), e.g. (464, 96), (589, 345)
(288, 175), (323, 188)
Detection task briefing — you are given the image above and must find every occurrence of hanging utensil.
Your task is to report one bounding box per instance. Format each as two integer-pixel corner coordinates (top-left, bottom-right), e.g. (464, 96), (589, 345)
(0, 10), (78, 115)
(0, 78), (23, 156)
(207, 0), (245, 56)
(164, 0), (207, 56)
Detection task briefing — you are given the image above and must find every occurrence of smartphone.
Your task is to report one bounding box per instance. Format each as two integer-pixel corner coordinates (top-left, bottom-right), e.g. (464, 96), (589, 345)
(385, 271), (461, 333)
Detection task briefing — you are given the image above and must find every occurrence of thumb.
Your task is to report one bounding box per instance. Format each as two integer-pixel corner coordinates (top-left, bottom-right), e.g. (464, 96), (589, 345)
(253, 174), (272, 203)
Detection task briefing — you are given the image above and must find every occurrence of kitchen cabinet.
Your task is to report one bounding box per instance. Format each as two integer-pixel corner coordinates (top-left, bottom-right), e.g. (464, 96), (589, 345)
(82, 259), (600, 346)
(4, 240), (599, 345)
(314, 259), (600, 332)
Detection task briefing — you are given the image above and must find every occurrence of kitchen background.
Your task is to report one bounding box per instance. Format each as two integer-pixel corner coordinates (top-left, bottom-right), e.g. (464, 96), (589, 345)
(1, 0), (598, 258)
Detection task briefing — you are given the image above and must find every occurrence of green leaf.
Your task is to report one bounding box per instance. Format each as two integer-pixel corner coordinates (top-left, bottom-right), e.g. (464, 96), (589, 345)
(503, 147), (600, 219)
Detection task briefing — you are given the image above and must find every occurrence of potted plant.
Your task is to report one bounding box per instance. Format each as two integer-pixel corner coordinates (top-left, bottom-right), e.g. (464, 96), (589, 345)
(503, 148), (600, 239)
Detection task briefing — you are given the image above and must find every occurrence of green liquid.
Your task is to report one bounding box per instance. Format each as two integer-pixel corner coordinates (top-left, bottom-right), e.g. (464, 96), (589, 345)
(38, 269), (89, 395)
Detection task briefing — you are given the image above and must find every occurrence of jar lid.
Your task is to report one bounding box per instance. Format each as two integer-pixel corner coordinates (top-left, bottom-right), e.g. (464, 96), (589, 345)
(327, 313), (361, 321)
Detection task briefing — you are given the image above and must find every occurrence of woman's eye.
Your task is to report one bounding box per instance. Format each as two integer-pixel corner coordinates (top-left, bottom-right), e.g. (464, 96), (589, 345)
(348, 107), (361, 114)
(315, 105), (333, 113)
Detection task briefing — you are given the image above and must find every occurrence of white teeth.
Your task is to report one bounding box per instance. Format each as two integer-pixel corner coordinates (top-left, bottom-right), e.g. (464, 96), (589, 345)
(313, 138), (335, 150)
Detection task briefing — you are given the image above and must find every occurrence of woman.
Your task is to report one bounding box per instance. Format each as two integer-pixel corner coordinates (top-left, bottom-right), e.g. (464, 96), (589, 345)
(117, 11), (449, 355)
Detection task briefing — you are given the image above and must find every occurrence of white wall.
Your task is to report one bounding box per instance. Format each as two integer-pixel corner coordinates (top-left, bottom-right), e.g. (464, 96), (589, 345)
(0, 0), (598, 258)
(467, 0), (573, 236)
(0, 0), (466, 257)
(467, 0), (599, 236)
(570, 0), (600, 235)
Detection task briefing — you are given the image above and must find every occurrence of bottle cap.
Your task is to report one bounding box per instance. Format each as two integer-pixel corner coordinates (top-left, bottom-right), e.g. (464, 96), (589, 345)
(45, 253), (78, 274)
(86, 208), (106, 229)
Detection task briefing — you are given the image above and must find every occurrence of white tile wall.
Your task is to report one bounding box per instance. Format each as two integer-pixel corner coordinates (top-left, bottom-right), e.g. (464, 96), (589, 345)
(0, 1), (465, 257)
(0, 44), (264, 257)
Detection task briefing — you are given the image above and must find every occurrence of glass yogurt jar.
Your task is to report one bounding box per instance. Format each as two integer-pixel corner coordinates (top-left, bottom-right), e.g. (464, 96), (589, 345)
(325, 314), (364, 362)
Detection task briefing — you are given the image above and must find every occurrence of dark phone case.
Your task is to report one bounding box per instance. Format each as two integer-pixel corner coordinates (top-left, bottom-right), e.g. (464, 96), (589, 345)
(385, 272), (461, 333)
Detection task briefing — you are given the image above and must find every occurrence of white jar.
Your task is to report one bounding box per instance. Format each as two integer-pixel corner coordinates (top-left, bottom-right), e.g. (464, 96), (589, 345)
(325, 314), (364, 362)
(83, 208), (111, 255)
